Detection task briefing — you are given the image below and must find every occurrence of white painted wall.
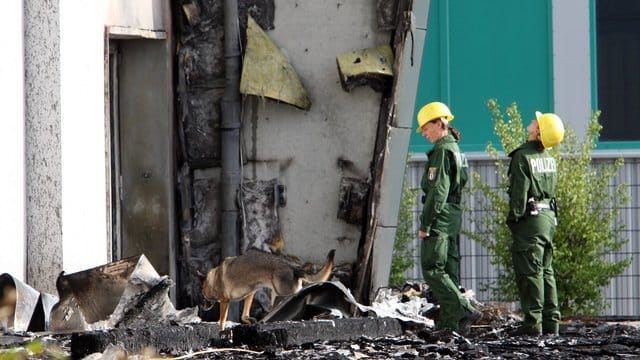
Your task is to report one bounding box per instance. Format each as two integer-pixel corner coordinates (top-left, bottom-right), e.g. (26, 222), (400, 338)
(106, 0), (165, 30)
(58, 0), (169, 273)
(0, 1), (25, 280)
(552, 0), (592, 138)
(59, 0), (110, 272)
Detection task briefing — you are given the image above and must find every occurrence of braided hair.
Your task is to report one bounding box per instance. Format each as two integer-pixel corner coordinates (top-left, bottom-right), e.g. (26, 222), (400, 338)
(432, 118), (462, 141)
(448, 125), (462, 141)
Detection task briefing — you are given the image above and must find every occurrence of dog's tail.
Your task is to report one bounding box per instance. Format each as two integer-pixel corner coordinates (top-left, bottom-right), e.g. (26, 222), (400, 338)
(300, 249), (335, 283)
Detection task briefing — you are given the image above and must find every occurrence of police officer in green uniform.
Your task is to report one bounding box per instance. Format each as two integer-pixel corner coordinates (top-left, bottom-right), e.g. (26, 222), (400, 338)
(507, 111), (564, 337)
(416, 102), (481, 334)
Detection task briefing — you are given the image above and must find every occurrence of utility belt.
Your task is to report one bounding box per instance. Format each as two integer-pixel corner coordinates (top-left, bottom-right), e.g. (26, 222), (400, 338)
(527, 197), (558, 218)
(420, 194), (461, 205)
(447, 194), (461, 204)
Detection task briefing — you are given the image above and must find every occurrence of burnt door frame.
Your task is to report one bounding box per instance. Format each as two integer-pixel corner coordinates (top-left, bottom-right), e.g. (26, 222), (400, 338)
(106, 36), (177, 286)
(108, 41), (123, 261)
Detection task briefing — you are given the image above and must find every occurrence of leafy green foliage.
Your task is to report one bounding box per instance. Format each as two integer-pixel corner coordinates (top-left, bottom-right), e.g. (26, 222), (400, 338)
(465, 99), (631, 316)
(0, 339), (68, 360)
(389, 178), (418, 288)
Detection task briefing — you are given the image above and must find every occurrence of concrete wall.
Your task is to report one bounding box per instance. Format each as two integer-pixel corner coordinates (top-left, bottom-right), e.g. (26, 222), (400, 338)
(244, 0), (391, 264)
(24, 0), (63, 295)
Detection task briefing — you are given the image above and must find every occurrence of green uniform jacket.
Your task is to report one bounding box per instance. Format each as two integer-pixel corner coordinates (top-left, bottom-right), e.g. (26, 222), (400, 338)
(420, 134), (467, 234)
(507, 141), (558, 223)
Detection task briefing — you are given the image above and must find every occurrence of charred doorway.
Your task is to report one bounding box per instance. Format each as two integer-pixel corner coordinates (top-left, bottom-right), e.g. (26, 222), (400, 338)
(107, 38), (177, 282)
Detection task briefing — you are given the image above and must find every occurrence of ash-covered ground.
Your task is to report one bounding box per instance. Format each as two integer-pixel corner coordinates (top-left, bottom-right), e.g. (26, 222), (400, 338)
(4, 313), (640, 359)
(3, 283), (640, 359)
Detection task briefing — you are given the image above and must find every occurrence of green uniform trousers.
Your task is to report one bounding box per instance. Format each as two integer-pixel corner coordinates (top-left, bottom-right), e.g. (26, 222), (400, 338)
(509, 211), (561, 334)
(420, 204), (474, 331)
(446, 233), (461, 287)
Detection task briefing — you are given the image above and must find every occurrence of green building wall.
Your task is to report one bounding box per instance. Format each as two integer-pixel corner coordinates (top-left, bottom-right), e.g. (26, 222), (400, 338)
(411, 0), (554, 153)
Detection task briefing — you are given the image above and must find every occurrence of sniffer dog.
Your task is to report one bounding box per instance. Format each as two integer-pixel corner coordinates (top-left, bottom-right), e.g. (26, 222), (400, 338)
(199, 249), (335, 330)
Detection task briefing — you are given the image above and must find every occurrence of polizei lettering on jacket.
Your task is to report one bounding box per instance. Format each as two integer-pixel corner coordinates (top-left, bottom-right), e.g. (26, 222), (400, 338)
(529, 157), (557, 174)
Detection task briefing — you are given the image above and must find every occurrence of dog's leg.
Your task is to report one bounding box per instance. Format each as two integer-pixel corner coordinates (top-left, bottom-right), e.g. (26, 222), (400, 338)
(241, 291), (256, 324)
(269, 288), (276, 306)
(219, 300), (229, 330)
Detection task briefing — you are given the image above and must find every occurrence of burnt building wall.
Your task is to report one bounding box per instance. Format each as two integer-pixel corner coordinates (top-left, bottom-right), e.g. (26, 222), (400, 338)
(174, 0), (397, 306)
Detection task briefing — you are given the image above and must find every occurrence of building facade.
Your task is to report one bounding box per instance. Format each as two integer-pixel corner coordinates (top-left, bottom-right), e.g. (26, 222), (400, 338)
(0, 0), (424, 305)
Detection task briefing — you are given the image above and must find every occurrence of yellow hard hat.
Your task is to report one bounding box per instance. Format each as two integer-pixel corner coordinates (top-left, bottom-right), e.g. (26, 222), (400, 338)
(535, 111), (565, 148)
(416, 102), (454, 133)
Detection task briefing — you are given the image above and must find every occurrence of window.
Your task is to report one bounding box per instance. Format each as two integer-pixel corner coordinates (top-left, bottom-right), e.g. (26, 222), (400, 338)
(597, 1), (640, 141)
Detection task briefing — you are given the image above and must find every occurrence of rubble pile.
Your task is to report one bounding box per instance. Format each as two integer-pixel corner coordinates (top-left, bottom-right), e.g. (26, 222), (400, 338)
(2, 275), (640, 359)
(4, 319), (640, 359)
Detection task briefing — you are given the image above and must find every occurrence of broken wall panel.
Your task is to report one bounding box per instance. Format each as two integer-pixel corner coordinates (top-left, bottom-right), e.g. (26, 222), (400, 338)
(189, 169), (222, 255)
(50, 255), (200, 332)
(336, 45), (394, 93)
(0, 273), (58, 332)
(176, 169), (221, 308)
(240, 15), (311, 110)
(176, 0), (226, 168)
(377, 0), (411, 31)
(376, 0), (398, 30)
(181, 89), (224, 167)
(241, 179), (281, 253)
(174, 0), (227, 307)
(179, 34), (225, 89)
(337, 177), (370, 225)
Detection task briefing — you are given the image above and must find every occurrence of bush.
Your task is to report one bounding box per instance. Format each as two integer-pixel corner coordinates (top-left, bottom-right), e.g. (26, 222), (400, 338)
(465, 99), (631, 316)
(389, 177), (418, 288)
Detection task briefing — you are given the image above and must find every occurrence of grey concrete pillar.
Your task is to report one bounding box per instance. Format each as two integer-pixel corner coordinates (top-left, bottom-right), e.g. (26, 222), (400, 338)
(24, 0), (63, 294)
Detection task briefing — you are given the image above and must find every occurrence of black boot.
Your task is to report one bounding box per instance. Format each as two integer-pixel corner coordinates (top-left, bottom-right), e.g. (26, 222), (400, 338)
(458, 309), (482, 336)
(509, 325), (542, 337)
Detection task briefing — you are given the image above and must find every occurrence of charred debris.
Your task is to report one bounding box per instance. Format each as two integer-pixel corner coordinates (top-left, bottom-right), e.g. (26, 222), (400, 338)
(2, 271), (640, 359)
(3, 262), (640, 359)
